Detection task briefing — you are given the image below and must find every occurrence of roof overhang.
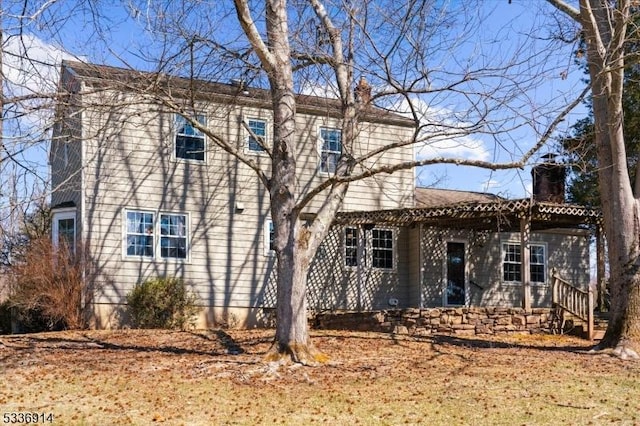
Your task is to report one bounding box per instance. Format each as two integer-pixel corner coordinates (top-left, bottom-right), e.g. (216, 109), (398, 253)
(334, 199), (601, 232)
(61, 61), (416, 128)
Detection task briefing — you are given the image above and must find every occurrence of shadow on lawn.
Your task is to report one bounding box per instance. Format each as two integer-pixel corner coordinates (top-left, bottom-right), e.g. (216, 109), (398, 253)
(186, 329), (262, 355)
(424, 333), (593, 353)
(312, 330), (593, 353)
(0, 330), (270, 363)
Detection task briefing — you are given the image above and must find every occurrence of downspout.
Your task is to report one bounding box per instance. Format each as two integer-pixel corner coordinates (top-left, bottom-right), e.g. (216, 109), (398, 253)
(79, 80), (88, 326)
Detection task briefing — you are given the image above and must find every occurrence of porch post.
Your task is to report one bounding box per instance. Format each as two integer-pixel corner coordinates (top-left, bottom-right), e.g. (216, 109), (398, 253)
(520, 214), (531, 310)
(596, 223), (606, 311)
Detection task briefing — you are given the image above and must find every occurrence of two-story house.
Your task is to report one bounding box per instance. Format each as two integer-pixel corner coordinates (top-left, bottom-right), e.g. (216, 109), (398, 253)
(50, 61), (601, 330)
(50, 61), (416, 328)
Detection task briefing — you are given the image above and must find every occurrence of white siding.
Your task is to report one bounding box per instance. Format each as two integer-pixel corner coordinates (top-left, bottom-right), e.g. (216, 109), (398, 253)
(420, 227), (590, 309)
(306, 225), (406, 311)
(70, 90), (415, 326)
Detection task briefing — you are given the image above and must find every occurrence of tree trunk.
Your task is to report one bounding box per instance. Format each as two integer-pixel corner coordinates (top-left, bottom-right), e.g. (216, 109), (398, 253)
(600, 266), (640, 358)
(269, 222), (325, 364)
(576, 0), (640, 358)
(233, 0), (367, 364)
(257, 0), (323, 363)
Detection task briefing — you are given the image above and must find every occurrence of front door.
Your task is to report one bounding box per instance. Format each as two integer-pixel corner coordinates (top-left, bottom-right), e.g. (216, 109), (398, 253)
(445, 242), (466, 306)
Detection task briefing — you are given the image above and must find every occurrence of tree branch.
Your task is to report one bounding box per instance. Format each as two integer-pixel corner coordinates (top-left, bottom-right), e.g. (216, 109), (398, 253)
(233, 0), (277, 75)
(296, 85), (589, 210)
(546, 0), (580, 21)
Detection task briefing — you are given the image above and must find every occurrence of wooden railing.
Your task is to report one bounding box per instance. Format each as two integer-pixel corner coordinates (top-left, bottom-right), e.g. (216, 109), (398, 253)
(551, 268), (594, 340)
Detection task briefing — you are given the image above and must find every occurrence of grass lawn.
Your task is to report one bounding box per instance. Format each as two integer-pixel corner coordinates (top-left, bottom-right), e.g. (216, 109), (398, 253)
(1, 329), (639, 425)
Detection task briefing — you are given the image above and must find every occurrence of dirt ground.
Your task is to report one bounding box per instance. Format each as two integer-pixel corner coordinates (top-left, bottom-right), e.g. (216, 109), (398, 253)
(1, 329), (639, 425)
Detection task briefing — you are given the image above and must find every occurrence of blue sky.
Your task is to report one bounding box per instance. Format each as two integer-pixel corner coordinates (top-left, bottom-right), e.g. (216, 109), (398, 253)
(409, 2), (587, 197)
(1, 0), (588, 206)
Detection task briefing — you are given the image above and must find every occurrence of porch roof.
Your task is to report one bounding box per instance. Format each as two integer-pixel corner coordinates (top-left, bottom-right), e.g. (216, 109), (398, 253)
(334, 198), (601, 231)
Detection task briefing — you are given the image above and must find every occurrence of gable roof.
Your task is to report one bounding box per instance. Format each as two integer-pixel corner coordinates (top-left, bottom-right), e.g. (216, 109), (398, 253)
(61, 60), (416, 128)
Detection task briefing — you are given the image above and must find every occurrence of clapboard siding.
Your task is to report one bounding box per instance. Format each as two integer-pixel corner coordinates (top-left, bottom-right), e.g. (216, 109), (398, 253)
(55, 87), (415, 324)
(306, 225), (406, 311)
(420, 227), (590, 308)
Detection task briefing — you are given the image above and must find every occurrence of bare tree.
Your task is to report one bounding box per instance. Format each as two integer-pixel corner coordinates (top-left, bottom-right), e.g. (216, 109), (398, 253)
(0, 1), (584, 361)
(0, 1), (78, 267)
(60, 0), (582, 364)
(549, 0), (640, 359)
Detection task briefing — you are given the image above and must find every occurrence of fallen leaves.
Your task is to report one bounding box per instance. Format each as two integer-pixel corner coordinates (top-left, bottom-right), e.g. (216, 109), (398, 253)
(1, 329), (639, 425)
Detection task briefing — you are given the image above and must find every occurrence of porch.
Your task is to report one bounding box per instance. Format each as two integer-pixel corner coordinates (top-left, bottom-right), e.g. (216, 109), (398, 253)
(334, 197), (601, 302)
(301, 195), (603, 338)
(312, 269), (604, 340)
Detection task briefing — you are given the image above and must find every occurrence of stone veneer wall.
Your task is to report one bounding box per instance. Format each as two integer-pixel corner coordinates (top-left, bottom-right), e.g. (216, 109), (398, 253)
(313, 307), (553, 336)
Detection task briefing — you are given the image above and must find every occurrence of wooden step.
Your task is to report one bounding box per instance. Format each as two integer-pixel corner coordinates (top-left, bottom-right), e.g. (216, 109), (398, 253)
(561, 312), (608, 341)
(591, 311), (609, 340)
(592, 329), (606, 340)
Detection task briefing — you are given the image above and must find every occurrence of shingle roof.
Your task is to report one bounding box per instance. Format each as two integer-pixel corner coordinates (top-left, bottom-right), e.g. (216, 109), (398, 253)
(62, 60), (416, 128)
(415, 187), (503, 208)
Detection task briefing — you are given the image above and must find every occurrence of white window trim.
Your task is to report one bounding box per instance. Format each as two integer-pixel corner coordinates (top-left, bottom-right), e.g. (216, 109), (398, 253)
(369, 227), (396, 271)
(317, 126), (342, 175)
(501, 241), (548, 287)
(244, 116), (270, 154)
(264, 219), (275, 257)
(52, 208), (76, 253)
(529, 243), (547, 285)
(501, 242), (521, 284)
(159, 212), (190, 261)
(123, 209), (156, 259)
(172, 113), (207, 164)
(343, 226), (360, 269)
(343, 226), (396, 271)
(122, 208), (191, 263)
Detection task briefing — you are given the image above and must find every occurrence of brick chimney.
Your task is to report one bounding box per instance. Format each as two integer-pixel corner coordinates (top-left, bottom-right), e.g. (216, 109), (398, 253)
(532, 153), (566, 203)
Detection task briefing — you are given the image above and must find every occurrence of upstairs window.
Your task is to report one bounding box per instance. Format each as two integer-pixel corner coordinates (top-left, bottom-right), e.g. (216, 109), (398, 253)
(175, 114), (206, 162)
(319, 127), (342, 173)
(247, 118), (267, 152)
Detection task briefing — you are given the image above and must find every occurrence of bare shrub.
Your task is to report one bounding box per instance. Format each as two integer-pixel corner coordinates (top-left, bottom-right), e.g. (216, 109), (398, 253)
(8, 237), (87, 330)
(126, 277), (200, 330)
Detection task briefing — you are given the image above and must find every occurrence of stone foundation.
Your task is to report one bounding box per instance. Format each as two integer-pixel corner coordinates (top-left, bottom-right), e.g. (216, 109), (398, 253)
(312, 307), (553, 336)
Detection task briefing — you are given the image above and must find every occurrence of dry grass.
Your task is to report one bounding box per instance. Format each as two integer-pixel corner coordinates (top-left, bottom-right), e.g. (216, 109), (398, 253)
(1, 329), (639, 425)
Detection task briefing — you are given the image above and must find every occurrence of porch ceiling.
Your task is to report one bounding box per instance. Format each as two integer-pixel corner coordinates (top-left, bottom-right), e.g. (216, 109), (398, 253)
(334, 199), (601, 232)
